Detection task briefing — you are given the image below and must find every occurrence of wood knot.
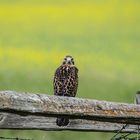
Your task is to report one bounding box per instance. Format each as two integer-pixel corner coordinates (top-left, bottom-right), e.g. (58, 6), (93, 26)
(96, 104), (103, 110)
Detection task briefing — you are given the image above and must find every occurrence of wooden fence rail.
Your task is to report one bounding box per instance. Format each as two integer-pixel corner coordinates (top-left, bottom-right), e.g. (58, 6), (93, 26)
(0, 91), (139, 133)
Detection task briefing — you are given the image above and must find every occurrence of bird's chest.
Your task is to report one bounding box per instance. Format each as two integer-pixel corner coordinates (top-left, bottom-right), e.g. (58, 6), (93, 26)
(60, 66), (71, 77)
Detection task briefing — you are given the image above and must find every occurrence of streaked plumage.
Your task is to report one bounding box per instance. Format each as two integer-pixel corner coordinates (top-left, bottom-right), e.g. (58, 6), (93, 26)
(53, 55), (78, 126)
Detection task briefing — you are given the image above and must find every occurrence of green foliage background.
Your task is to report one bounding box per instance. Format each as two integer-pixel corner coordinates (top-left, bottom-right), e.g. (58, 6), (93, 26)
(0, 0), (140, 139)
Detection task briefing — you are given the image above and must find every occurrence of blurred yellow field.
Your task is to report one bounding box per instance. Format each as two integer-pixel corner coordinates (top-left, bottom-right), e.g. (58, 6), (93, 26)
(0, 1), (139, 31)
(0, 1), (140, 140)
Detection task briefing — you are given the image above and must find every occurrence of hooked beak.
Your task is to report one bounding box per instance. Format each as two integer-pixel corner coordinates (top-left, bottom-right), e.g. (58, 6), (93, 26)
(67, 61), (71, 64)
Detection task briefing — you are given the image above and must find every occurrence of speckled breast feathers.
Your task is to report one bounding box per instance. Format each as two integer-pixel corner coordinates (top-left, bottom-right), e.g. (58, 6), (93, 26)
(54, 64), (78, 97)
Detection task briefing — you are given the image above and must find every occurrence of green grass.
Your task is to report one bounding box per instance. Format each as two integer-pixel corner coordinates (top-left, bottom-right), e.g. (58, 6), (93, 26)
(0, 0), (140, 140)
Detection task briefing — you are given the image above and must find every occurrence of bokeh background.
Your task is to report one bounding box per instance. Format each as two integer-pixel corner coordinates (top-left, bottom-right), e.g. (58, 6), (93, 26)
(0, 0), (140, 140)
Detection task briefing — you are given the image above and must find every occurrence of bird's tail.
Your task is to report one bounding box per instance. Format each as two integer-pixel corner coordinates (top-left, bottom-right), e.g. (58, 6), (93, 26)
(56, 117), (69, 126)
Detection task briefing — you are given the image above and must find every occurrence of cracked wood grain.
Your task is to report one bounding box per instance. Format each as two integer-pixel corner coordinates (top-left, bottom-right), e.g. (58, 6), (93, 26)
(0, 90), (140, 126)
(0, 112), (139, 133)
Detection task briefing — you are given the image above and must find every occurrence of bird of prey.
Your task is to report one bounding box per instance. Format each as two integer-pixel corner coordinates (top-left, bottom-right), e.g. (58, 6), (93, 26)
(53, 55), (78, 126)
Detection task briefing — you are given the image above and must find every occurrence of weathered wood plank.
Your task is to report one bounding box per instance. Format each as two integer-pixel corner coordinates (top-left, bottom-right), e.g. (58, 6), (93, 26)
(0, 91), (140, 125)
(0, 112), (138, 133)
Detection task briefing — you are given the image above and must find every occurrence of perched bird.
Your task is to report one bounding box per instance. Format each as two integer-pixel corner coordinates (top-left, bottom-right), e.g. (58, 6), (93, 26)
(53, 55), (78, 126)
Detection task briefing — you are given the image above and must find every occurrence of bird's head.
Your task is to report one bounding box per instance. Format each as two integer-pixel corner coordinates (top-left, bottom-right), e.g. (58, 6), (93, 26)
(63, 55), (75, 65)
